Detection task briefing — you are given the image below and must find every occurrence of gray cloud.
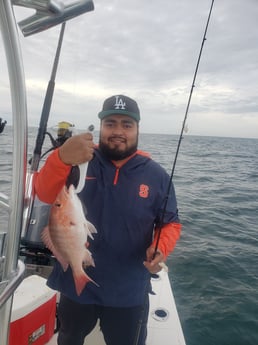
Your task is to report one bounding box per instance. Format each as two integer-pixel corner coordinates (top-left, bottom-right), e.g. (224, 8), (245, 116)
(0, 0), (257, 138)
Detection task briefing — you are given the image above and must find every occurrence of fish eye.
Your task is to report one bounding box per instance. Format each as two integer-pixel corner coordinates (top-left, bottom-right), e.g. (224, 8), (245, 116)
(54, 202), (61, 207)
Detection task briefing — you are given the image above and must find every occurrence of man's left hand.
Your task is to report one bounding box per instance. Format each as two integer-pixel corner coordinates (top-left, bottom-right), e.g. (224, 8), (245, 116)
(143, 247), (165, 274)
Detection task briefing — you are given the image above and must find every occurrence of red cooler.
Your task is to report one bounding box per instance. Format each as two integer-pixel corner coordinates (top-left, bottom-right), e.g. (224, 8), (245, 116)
(9, 275), (57, 345)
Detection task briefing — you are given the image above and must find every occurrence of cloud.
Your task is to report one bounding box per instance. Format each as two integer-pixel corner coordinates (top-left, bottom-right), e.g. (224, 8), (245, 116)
(0, 0), (257, 138)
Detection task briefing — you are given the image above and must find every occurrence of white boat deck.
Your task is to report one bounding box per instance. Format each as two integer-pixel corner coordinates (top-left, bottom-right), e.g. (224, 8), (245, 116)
(44, 270), (186, 345)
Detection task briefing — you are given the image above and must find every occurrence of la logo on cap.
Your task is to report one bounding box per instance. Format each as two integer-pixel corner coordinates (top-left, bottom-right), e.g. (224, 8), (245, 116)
(114, 96), (126, 110)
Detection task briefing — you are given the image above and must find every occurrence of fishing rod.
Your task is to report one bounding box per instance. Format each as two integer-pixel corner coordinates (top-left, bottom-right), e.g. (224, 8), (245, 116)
(153, 0), (215, 256)
(21, 22), (66, 240)
(30, 22), (66, 172)
(134, 2), (215, 344)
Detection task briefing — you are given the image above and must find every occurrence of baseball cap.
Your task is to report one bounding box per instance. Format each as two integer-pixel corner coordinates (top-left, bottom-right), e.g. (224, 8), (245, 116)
(98, 95), (140, 122)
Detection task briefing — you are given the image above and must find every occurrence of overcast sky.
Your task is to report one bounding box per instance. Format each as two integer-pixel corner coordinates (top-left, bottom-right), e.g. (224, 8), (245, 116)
(1, 0), (258, 138)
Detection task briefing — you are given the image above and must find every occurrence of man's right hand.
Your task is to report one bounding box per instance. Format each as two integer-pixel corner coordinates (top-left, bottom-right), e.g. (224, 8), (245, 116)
(58, 132), (94, 165)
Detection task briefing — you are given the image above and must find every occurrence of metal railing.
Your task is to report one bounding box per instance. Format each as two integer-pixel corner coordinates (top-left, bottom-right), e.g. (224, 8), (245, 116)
(0, 1), (94, 344)
(0, 260), (25, 307)
(0, 0), (28, 343)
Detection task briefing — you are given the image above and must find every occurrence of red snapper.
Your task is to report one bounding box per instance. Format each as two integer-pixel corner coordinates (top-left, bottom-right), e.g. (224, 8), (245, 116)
(42, 184), (97, 295)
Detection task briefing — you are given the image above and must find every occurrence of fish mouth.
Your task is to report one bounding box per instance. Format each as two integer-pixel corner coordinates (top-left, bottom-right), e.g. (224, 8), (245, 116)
(54, 202), (61, 207)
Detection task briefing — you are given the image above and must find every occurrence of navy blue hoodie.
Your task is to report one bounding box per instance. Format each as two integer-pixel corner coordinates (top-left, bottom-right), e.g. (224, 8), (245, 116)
(45, 148), (180, 306)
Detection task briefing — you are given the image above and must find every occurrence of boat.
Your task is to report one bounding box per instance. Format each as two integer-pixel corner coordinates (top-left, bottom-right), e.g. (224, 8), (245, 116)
(0, 0), (186, 344)
(0, 118), (7, 134)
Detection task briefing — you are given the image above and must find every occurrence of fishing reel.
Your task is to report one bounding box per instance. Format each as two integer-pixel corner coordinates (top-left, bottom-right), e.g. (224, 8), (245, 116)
(40, 121), (75, 160)
(50, 121), (74, 146)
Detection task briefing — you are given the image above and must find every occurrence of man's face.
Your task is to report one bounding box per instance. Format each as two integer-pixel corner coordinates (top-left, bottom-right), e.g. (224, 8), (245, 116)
(99, 115), (139, 161)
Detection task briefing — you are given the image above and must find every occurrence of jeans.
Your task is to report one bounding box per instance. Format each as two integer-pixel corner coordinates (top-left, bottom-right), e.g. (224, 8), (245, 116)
(57, 294), (149, 345)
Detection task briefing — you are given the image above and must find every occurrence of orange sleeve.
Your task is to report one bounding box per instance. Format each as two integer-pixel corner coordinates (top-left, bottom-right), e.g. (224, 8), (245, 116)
(152, 222), (181, 259)
(34, 149), (71, 204)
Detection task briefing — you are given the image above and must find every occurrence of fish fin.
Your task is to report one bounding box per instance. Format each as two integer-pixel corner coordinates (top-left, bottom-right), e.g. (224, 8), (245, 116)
(73, 269), (99, 296)
(60, 261), (69, 272)
(90, 257), (95, 268)
(41, 226), (69, 272)
(85, 221), (97, 240)
(83, 249), (95, 267)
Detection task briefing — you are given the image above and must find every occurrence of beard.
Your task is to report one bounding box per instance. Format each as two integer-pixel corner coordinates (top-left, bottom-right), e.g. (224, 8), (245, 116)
(99, 136), (138, 161)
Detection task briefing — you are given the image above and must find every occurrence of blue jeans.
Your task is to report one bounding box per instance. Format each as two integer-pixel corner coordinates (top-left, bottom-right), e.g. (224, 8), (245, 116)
(57, 294), (149, 345)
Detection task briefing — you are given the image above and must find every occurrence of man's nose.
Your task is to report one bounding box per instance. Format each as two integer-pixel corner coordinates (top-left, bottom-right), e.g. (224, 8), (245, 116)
(112, 124), (124, 135)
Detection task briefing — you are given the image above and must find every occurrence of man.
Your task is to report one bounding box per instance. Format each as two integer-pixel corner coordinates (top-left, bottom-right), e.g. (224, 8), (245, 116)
(35, 95), (181, 345)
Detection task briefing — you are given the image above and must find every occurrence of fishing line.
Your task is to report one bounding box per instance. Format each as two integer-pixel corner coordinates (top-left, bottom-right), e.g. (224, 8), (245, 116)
(153, 0), (215, 257)
(134, 1), (215, 344)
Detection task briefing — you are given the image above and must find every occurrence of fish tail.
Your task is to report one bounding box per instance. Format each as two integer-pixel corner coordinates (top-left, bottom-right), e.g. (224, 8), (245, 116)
(74, 270), (99, 296)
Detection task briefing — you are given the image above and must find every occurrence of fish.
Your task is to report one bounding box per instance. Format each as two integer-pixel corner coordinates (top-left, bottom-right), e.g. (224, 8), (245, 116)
(41, 184), (98, 295)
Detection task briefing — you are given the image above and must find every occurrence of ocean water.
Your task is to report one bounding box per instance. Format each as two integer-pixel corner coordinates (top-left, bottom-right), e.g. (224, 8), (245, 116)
(1, 127), (258, 345)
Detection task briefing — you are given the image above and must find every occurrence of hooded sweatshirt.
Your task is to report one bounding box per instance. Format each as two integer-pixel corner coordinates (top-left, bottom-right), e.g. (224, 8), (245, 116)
(35, 148), (181, 306)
